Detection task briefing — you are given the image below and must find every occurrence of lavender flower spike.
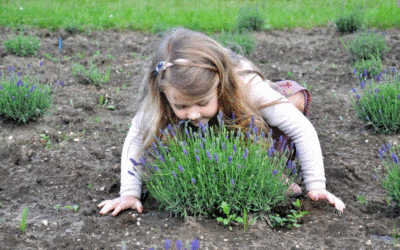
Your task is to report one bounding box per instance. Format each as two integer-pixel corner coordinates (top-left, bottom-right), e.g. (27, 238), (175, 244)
(159, 155), (165, 162)
(231, 179), (235, 185)
(183, 148), (188, 155)
(165, 239), (171, 250)
(214, 153), (218, 162)
(195, 155), (200, 163)
(222, 143), (225, 150)
(192, 178), (196, 184)
(176, 240), (182, 250)
(191, 239), (199, 250)
(228, 156), (232, 164)
(272, 169), (278, 175)
(206, 150), (212, 160)
(178, 165), (184, 172)
(233, 144), (237, 153)
(393, 153), (399, 164)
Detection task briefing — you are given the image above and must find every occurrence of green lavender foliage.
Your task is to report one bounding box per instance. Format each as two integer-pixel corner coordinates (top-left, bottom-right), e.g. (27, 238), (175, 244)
(3, 33), (41, 57)
(0, 65), (52, 123)
(347, 30), (389, 61)
(351, 68), (400, 134)
(216, 30), (256, 56)
(71, 61), (110, 86)
(334, 7), (364, 33)
(377, 143), (400, 204)
(139, 113), (298, 218)
(236, 5), (265, 32)
(353, 56), (382, 78)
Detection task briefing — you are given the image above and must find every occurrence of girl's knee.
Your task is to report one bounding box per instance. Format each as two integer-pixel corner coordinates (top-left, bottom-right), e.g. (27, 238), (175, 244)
(287, 92), (305, 113)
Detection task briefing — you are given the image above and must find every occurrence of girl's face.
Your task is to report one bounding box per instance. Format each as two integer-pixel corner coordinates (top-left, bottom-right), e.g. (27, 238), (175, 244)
(163, 87), (219, 127)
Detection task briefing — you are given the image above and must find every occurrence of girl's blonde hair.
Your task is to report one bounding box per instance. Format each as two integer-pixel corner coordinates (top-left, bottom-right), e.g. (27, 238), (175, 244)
(133, 27), (271, 159)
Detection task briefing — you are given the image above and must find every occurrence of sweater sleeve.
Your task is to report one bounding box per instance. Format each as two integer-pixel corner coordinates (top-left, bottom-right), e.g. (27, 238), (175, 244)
(260, 101), (326, 191)
(238, 60), (326, 191)
(120, 109), (145, 198)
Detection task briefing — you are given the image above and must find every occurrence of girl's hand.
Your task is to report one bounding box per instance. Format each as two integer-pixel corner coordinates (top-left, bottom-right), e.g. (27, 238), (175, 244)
(98, 196), (143, 216)
(307, 189), (346, 212)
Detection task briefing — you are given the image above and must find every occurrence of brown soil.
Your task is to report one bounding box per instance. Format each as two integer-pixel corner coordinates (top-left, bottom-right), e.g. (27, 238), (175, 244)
(1, 26), (400, 250)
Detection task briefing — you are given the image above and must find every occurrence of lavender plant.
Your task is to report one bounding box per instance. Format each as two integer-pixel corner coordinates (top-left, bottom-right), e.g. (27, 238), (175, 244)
(351, 67), (400, 134)
(376, 143), (400, 204)
(3, 33), (41, 57)
(136, 112), (299, 219)
(0, 63), (54, 123)
(347, 30), (389, 62)
(353, 56), (382, 78)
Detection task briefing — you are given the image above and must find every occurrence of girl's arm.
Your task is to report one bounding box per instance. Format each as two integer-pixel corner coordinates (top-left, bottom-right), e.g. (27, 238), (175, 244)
(252, 83), (345, 212)
(120, 109), (145, 198)
(98, 109), (145, 215)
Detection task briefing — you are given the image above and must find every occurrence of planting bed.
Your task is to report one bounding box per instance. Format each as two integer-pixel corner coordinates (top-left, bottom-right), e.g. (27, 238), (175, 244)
(1, 26), (400, 249)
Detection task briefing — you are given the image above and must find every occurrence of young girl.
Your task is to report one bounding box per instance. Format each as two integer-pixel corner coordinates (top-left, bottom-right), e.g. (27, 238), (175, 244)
(98, 28), (345, 216)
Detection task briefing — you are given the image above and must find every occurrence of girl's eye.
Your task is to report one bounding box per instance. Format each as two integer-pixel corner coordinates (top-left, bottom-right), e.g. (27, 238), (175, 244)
(175, 105), (185, 110)
(198, 101), (209, 107)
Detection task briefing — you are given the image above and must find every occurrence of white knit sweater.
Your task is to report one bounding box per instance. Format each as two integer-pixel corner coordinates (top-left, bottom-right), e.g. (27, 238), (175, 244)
(119, 62), (326, 199)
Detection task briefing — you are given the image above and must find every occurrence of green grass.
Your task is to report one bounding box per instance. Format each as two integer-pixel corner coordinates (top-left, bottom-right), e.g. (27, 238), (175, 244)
(0, 0), (399, 32)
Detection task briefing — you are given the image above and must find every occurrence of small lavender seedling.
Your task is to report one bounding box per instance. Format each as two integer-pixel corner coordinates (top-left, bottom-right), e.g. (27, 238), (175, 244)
(17, 207), (29, 233)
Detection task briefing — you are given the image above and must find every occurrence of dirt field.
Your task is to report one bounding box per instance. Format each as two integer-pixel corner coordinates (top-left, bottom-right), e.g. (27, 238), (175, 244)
(1, 26), (400, 249)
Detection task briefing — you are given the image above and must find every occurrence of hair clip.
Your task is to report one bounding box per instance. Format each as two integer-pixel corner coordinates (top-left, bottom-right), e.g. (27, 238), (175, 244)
(154, 61), (165, 76)
(154, 61), (174, 76)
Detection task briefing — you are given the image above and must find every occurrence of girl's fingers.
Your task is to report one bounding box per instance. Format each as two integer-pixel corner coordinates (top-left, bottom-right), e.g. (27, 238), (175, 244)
(111, 205), (123, 216)
(97, 200), (110, 208)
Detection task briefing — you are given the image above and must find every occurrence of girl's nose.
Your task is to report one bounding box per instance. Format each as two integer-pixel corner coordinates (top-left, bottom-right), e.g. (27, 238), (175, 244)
(187, 110), (201, 120)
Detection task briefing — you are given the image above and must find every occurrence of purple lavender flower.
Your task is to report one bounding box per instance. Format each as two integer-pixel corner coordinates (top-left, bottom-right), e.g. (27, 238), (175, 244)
(268, 147), (275, 157)
(246, 131), (250, 138)
(360, 80), (365, 89)
(378, 149), (384, 158)
(253, 126), (258, 135)
(206, 150), (212, 160)
(140, 157), (146, 166)
(40, 61), (43, 66)
(228, 156), (232, 164)
(178, 165), (184, 172)
(214, 153), (218, 162)
(25, 93), (28, 97)
(17, 72), (20, 76)
(192, 178), (196, 184)
(222, 143), (225, 150)
(232, 112), (236, 121)
(254, 136), (258, 144)
(363, 69), (368, 77)
(381, 94), (384, 99)
(159, 155), (165, 162)
(176, 240), (182, 250)
(185, 128), (190, 139)
(382, 144), (387, 152)
(233, 144), (237, 153)
(195, 155), (200, 162)
(398, 94), (400, 100)
(393, 153), (399, 164)
(154, 166), (159, 171)
(242, 148), (249, 160)
(387, 143), (391, 150)
(352, 87), (357, 93)
(57, 80), (60, 85)
(353, 69), (357, 75)
(199, 142), (204, 149)
(272, 169), (278, 175)
(183, 148), (188, 155)
(191, 239), (199, 250)
(379, 109), (382, 114)
(130, 158), (139, 166)
(374, 88), (380, 93)
(202, 138), (206, 144)
(153, 142), (157, 151)
(366, 116), (370, 121)
(292, 168), (297, 175)
(61, 81), (64, 86)
(27, 63), (30, 68)
(12, 96), (15, 101)
(374, 94), (377, 99)
(172, 170), (176, 178)
(231, 179), (234, 185)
